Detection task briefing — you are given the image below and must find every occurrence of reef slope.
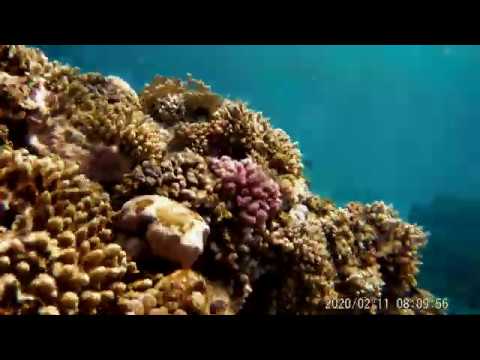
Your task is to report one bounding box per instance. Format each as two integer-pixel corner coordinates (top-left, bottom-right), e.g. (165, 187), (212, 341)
(0, 45), (440, 315)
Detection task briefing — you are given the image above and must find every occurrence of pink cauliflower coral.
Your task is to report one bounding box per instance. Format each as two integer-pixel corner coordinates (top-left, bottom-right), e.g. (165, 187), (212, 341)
(210, 156), (282, 228)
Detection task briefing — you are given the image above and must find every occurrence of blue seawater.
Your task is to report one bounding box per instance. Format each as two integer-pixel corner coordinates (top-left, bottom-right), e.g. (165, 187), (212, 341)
(37, 45), (480, 314)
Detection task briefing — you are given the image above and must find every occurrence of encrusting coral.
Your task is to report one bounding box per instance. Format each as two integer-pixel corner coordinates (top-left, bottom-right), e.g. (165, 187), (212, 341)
(0, 45), (443, 315)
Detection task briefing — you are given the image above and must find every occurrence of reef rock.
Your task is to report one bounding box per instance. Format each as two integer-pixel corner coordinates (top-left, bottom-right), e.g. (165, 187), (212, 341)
(115, 195), (209, 268)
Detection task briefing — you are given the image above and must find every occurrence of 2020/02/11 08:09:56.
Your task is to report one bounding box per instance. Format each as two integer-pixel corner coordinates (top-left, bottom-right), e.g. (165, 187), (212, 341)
(325, 297), (449, 312)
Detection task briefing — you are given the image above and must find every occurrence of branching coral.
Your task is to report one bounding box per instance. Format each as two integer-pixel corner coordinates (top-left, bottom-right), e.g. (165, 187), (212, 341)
(0, 45), (53, 78)
(113, 149), (218, 211)
(1, 46), (169, 191)
(140, 74), (224, 127)
(170, 100), (304, 177)
(140, 78), (304, 177)
(298, 198), (434, 314)
(0, 45), (440, 315)
(258, 197), (440, 315)
(118, 269), (237, 315)
(0, 147), (127, 314)
(210, 155), (282, 229)
(37, 73), (169, 186)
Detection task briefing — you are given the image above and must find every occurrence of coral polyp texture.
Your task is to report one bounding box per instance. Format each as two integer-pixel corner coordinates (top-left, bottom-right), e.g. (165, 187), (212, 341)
(210, 156), (282, 229)
(0, 45), (442, 315)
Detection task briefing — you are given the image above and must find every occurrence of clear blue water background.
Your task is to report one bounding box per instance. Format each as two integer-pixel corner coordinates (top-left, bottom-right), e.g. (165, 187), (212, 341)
(37, 45), (480, 314)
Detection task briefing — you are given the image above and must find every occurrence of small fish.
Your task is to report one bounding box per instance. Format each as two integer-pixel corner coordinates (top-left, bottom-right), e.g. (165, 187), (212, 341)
(304, 158), (314, 170)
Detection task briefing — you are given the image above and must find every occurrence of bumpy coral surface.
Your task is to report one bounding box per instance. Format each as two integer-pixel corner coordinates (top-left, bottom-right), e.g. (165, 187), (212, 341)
(0, 45), (443, 315)
(210, 156), (282, 229)
(114, 195), (209, 268)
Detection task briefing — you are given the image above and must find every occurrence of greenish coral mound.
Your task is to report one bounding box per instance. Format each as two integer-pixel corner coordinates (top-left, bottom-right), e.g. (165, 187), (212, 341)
(0, 45), (442, 315)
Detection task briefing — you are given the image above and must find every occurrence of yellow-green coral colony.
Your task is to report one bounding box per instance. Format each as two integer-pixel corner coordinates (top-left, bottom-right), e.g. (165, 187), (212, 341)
(0, 45), (441, 315)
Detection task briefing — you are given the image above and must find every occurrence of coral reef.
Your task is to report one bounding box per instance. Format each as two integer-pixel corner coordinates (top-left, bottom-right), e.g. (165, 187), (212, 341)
(0, 45), (441, 315)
